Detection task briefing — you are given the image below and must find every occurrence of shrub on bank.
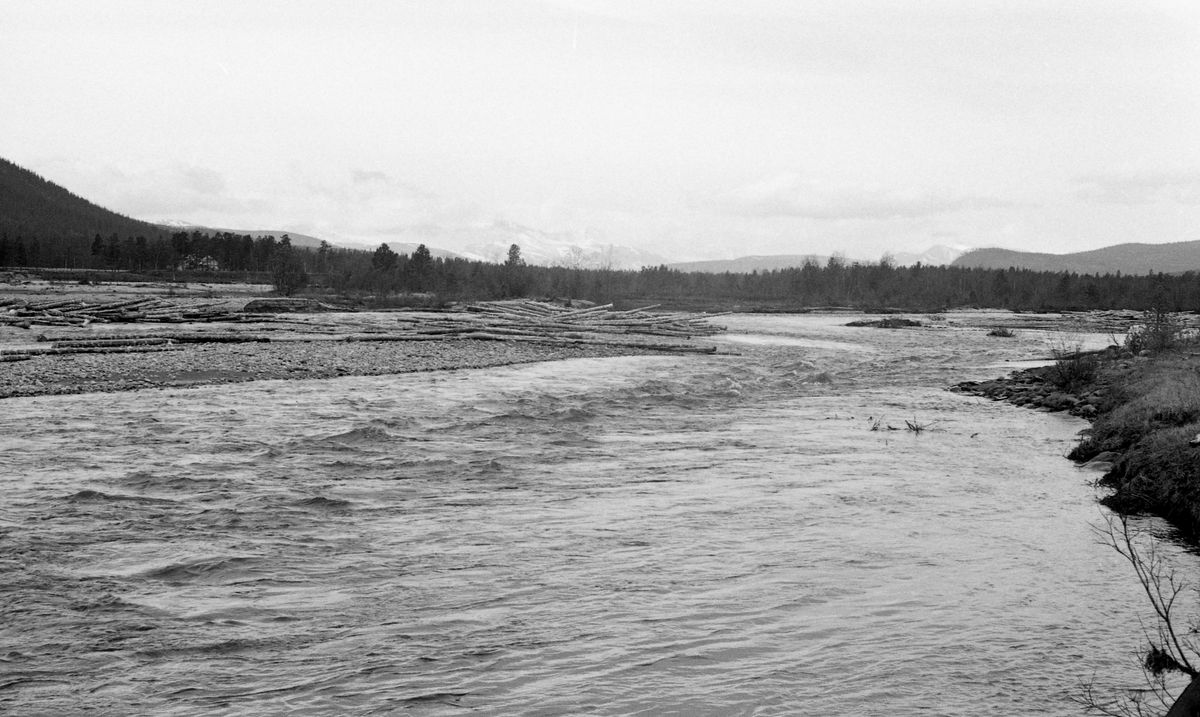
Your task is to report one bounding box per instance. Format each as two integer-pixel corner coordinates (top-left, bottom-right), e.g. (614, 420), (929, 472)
(1069, 350), (1200, 536)
(1048, 351), (1101, 395)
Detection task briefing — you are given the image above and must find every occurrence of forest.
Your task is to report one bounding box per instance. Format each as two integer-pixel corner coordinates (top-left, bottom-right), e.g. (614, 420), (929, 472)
(3, 228), (1200, 313)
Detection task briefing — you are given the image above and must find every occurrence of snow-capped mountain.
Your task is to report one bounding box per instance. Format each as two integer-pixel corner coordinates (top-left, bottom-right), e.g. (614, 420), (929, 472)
(889, 244), (970, 267)
(383, 221), (674, 270)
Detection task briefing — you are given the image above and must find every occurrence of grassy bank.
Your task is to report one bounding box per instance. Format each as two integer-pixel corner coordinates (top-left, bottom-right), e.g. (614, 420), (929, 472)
(1068, 349), (1200, 535)
(960, 311), (1200, 536)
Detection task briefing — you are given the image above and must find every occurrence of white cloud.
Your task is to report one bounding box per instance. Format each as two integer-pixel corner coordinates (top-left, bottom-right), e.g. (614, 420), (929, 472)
(723, 173), (1010, 221)
(1074, 171), (1200, 205)
(36, 159), (266, 219)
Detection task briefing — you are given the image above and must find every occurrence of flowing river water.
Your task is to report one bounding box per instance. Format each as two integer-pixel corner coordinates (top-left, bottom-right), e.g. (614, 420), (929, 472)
(0, 312), (1187, 715)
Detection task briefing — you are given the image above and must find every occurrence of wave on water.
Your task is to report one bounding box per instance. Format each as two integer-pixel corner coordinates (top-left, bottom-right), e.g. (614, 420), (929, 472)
(320, 425), (398, 446)
(65, 489), (176, 505)
(111, 471), (231, 494)
(551, 406), (598, 422)
(0, 317), (1166, 716)
(296, 496), (353, 511)
(141, 556), (263, 585)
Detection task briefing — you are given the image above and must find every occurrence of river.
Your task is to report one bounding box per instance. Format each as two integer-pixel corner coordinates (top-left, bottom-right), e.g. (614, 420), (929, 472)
(0, 312), (1184, 715)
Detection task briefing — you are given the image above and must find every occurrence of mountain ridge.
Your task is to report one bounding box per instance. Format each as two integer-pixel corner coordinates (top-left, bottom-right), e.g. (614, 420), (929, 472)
(668, 245), (966, 274)
(0, 157), (169, 241)
(952, 241), (1200, 275)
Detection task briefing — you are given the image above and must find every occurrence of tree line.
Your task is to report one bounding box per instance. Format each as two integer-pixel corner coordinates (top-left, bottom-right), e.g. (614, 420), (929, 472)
(4, 230), (1200, 312)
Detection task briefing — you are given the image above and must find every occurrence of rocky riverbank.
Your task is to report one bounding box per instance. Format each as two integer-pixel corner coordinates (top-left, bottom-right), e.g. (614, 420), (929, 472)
(951, 345), (1133, 418)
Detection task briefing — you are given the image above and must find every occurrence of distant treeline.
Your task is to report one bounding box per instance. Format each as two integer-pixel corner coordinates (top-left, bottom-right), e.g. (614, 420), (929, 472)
(4, 229), (1200, 312)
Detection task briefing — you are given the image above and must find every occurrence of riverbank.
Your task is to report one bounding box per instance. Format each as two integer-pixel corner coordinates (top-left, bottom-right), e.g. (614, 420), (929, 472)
(956, 337), (1200, 536)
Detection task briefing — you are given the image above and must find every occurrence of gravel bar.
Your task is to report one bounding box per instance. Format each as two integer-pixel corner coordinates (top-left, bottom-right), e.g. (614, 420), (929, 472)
(0, 339), (663, 400)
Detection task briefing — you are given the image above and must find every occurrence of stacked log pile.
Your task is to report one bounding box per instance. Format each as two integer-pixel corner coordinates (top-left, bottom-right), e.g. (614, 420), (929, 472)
(0, 297), (246, 328)
(349, 300), (727, 353)
(0, 337), (184, 360)
(0, 299), (727, 361)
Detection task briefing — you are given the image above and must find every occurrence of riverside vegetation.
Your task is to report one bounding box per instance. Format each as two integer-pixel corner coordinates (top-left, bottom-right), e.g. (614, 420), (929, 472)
(958, 309), (1200, 538)
(958, 309), (1200, 715)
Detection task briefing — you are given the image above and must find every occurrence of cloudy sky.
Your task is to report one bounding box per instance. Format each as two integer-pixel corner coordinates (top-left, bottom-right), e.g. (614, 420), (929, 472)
(3, 0), (1198, 261)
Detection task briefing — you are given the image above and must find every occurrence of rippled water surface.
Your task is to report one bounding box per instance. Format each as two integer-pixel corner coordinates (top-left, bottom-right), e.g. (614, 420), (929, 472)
(0, 314), (1173, 715)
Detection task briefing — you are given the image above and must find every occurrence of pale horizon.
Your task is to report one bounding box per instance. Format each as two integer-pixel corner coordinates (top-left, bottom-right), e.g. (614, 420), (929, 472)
(4, 0), (1198, 263)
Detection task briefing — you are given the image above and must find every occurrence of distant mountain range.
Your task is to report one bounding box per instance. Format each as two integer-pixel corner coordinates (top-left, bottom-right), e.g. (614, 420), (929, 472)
(13, 152), (1195, 278)
(667, 245), (967, 274)
(0, 157), (169, 241)
(156, 221), (329, 249)
(669, 255), (830, 273)
(952, 241), (1200, 275)
(889, 245), (968, 267)
(155, 219), (670, 268)
(378, 221), (673, 270)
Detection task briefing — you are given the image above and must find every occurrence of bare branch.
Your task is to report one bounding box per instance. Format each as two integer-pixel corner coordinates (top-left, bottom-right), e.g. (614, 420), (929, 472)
(1081, 513), (1200, 715)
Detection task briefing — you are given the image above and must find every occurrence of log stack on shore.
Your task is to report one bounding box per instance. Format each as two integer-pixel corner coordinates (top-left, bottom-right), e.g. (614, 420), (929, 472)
(0, 296), (246, 327)
(0, 298), (727, 359)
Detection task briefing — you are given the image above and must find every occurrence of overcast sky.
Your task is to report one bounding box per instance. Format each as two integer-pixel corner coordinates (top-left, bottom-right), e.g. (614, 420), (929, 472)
(3, 0), (1198, 260)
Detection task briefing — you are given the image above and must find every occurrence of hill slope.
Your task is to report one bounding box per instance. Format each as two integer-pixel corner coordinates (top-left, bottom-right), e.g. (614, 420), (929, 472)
(953, 241), (1200, 275)
(0, 157), (168, 241)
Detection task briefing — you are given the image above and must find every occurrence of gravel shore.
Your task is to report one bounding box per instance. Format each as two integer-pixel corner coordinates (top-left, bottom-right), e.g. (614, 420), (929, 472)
(0, 339), (662, 399)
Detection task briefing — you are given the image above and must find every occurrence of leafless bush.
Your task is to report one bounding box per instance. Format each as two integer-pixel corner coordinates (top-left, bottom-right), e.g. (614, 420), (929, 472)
(905, 418), (934, 433)
(1076, 513), (1198, 716)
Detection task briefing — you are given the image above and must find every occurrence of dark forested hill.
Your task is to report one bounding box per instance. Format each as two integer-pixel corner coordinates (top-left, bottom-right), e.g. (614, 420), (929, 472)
(952, 241), (1200, 275)
(0, 157), (168, 242)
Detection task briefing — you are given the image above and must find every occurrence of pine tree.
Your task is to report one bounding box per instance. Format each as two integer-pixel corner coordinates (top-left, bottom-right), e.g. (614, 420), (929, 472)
(270, 236), (308, 296)
(372, 243), (399, 272)
(505, 243), (525, 267)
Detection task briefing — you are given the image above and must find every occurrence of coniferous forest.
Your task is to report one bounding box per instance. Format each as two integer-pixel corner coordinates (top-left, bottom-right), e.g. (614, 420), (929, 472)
(4, 229), (1200, 313)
